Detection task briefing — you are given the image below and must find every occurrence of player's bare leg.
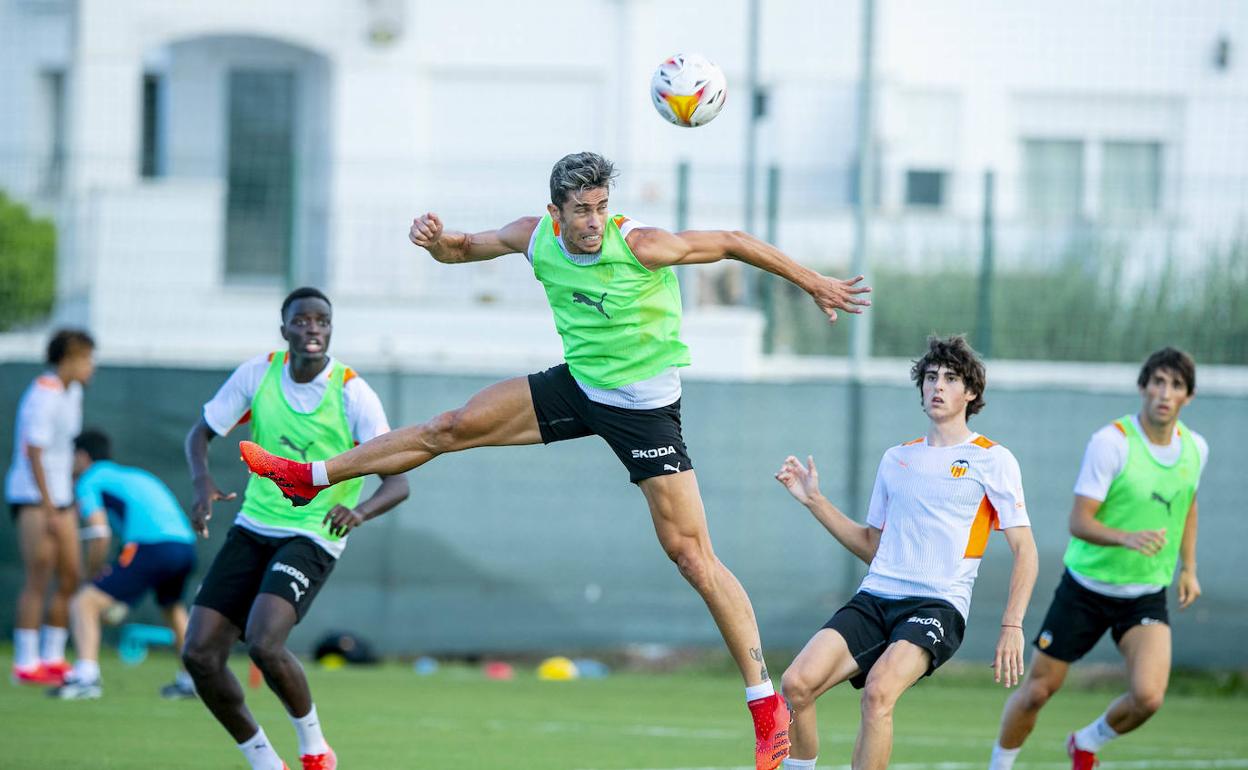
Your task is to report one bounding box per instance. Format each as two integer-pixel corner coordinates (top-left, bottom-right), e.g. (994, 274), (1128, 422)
(996, 651), (1070, 749)
(326, 376), (542, 480)
(244, 595), (311, 717)
(853, 640), (929, 770)
(780, 629), (861, 761)
(182, 606), (258, 742)
(642, 470), (765, 682)
(1105, 623), (1170, 733)
(13, 505), (57, 681)
(47, 508), (81, 631)
(640, 470), (790, 768)
(67, 585), (113, 666)
(163, 603), (190, 671)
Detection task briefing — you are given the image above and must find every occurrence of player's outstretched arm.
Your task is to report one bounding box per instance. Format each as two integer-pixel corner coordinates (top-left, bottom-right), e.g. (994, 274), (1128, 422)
(775, 454), (880, 564)
(184, 418), (236, 539)
(1177, 496), (1200, 609)
(409, 213), (540, 264)
(627, 227), (871, 323)
(994, 525), (1038, 689)
(1069, 494), (1166, 556)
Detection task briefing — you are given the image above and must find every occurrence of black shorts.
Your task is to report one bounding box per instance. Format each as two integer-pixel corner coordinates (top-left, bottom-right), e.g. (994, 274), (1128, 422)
(823, 591), (966, 689)
(1033, 570), (1169, 662)
(528, 363), (694, 484)
(94, 541), (197, 608)
(192, 525), (336, 634)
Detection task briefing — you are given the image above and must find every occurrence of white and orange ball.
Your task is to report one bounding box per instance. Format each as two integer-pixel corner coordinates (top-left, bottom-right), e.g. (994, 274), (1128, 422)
(650, 53), (727, 127)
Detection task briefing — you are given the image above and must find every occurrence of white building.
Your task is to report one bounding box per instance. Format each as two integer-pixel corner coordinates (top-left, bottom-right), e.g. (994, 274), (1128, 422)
(1, 0), (1245, 372)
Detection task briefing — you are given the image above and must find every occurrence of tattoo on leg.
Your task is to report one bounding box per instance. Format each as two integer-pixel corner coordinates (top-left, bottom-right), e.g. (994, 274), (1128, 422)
(749, 647), (769, 681)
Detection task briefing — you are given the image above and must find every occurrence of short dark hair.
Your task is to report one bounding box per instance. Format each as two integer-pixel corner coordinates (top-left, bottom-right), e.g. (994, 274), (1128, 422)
(46, 328), (95, 365)
(549, 152), (618, 208)
(1138, 347), (1196, 394)
(74, 429), (111, 461)
(281, 287), (331, 320)
(910, 335), (988, 418)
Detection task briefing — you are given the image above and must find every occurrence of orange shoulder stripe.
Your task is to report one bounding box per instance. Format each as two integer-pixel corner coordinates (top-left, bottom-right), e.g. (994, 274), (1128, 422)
(35, 375), (63, 391)
(972, 435), (997, 449)
(1112, 420), (1127, 435)
(343, 367), (357, 386)
(901, 437), (924, 446)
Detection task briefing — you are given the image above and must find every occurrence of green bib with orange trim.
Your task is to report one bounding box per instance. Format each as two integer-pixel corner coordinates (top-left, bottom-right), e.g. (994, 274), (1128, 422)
(1063, 415), (1199, 586)
(240, 352), (363, 541)
(531, 213), (690, 389)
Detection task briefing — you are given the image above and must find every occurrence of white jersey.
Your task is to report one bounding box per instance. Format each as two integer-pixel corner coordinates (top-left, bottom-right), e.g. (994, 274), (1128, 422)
(860, 433), (1030, 619)
(5, 373), (83, 507)
(1068, 414), (1209, 599)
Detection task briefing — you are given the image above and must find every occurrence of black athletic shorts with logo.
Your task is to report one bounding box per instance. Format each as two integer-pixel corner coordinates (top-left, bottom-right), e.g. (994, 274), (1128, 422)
(823, 591), (966, 689)
(1033, 569), (1168, 662)
(528, 363), (694, 484)
(193, 525), (336, 634)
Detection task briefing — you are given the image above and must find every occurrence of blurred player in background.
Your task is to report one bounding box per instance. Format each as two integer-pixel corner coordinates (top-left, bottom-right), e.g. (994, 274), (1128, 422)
(990, 347), (1208, 770)
(6, 328), (95, 685)
(48, 429), (198, 700)
(775, 336), (1038, 770)
(240, 151), (870, 770)
(184, 287), (408, 770)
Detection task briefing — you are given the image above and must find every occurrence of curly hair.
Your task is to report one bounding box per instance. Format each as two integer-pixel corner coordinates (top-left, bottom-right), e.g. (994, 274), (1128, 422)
(910, 335), (987, 418)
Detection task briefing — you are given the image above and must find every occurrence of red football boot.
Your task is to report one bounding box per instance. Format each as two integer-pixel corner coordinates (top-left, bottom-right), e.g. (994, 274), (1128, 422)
(42, 660), (72, 679)
(749, 692), (790, 770)
(11, 663), (63, 686)
(300, 746), (337, 770)
(1067, 733), (1100, 770)
(239, 441), (323, 507)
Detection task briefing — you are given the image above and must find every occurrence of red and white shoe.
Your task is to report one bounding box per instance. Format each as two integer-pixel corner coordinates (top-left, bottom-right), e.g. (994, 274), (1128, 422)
(300, 746), (337, 770)
(749, 692), (790, 770)
(11, 663), (63, 686)
(239, 441), (324, 507)
(1067, 733), (1100, 770)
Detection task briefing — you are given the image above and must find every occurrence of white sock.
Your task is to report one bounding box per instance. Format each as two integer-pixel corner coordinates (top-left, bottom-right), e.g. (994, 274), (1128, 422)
(238, 728), (285, 770)
(310, 461), (328, 486)
(176, 669), (194, 688)
(746, 680), (775, 702)
(782, 758), (817, 768)
(40, 625), (68, 663)
(14, 628), (39, 669)
(1074, 713), (1120, 752)
(989, 742), (1022, 770)
(290, 704), (328, 756)
(72, 659), (101, 683)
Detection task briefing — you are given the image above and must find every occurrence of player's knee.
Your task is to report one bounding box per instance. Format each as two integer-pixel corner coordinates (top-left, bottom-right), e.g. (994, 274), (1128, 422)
(1020, 675), (1061, 710)
(1132, 688), (1165, 716)
(182, 640), (226, 677)
(860, 680), (900, 721)
(667, 541), (717, 594)
(780, 667), (816, 710)
(246, 635), (285, 668)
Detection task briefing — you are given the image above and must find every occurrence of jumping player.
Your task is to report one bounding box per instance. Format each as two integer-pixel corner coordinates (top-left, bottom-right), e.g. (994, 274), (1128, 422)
(774, 335), (1038, 770)
(49, 429), (198, 700)
(239, 152), (871, 769)
(183, 287), (408, 770)
(989, 347), (1208, 770)
(6, 329), (95, 684)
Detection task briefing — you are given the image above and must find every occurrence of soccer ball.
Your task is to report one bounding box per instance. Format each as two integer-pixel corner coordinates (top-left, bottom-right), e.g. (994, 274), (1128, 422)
(650, 53), (727, 127)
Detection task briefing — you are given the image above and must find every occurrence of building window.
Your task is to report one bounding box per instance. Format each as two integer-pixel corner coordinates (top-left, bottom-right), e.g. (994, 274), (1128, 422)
(1101, 141), (1161, 218)
(140, 73), (165, 178)
(1022, 139), (1083, 221)
(904, 169), (947, 208)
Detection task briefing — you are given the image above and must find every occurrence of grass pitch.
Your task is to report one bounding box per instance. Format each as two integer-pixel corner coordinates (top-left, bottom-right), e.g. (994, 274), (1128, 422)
(4, 650), (1246, 769)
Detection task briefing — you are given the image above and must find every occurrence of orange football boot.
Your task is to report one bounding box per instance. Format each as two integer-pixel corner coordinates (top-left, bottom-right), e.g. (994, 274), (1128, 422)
(749, 692), (790, 770)
(239, 441), (323, 507)
(301, 746), (337, 770)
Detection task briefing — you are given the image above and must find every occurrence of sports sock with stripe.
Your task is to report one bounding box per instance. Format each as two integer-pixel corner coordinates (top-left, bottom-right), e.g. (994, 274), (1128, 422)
(238, 728), (284, 770)
(1074, 712), (1120, 752)
(291, 704), (329, 755)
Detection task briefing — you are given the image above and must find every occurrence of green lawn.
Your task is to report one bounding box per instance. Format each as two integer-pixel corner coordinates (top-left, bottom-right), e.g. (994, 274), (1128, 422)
(4, 650), (1246, 769)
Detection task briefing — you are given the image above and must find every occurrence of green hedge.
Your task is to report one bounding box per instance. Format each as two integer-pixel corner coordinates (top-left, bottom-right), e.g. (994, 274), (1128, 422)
(767, 236), (1248, 364)
(0, 191), (56, 332)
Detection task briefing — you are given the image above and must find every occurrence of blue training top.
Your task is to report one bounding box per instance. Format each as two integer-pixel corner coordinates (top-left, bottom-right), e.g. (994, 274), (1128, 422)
(76, 460), (195, 545)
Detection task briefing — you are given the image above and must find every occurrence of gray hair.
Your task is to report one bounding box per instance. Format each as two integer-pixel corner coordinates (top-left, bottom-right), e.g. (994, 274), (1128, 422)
(549, 152), (618, 208)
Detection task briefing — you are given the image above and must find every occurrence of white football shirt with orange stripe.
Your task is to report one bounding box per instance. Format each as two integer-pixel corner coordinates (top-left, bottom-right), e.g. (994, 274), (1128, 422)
(859, 433), (1030, 619)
